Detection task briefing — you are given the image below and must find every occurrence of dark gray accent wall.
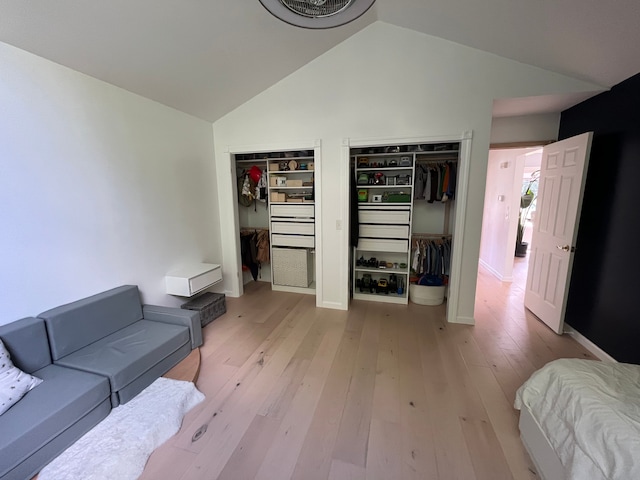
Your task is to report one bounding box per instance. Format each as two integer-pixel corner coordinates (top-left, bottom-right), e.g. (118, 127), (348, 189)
(559, 72), (640, 364)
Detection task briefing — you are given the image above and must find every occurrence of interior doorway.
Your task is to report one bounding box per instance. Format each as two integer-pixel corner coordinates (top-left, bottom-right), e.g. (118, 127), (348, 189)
(478, 146), (542, 290)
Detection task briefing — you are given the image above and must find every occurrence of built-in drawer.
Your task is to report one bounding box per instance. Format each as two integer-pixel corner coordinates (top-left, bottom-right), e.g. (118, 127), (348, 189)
(359, 209), (410, 225)
(272, 234), (315, 248)
(271, 221), (315, 235)
(360, 224), (409, 239)
(358, 238), (408, 253)
(271, 204), (315, 218)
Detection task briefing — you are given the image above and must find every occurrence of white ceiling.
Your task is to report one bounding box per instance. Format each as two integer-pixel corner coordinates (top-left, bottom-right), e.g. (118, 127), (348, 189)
(2, 0), (639, 122)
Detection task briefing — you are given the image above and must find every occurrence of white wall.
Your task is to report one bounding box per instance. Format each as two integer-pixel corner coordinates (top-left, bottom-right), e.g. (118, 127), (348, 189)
(0, 42), (219, 324)
(212, 22), (601, 322)
(490, 113), (560, 145)
(479, 150), (526, 281)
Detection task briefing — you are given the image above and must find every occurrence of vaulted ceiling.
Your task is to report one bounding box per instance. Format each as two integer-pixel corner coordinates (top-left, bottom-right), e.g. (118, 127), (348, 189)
(2, 0), (639, 122)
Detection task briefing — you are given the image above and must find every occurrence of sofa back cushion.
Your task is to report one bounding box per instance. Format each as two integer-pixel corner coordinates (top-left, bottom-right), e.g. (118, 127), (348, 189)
(0, 317), (51, 373)
(39, 285), (143, 360)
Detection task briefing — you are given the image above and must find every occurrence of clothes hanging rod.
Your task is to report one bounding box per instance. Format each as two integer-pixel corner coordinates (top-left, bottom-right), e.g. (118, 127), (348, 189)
(415, 157), (458, 164)
(411, 233), (452, 239)
(236, 158), (269, 164)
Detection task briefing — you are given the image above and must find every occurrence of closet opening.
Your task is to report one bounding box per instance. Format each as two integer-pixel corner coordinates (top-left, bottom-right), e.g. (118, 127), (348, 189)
(349, 141), (460, 312)
(233, 147), (318, 298)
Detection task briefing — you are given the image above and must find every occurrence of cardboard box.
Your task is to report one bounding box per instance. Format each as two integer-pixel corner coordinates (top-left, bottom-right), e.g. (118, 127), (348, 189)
(270, 191), (286, 202)
(286, 179), (303, 187)
(269, 162), (280, 172)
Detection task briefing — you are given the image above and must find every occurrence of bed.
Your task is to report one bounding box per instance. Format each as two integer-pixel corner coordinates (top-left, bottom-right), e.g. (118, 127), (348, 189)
(514, 358), (640, 480)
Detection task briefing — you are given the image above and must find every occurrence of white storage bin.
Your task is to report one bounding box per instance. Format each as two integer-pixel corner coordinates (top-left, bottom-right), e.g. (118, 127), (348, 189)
(359, 209), (410, 225)
(271, 221), (315, 235)
(272, 233), (315, 248)
(409, 284), (446, 306)
(360, 224), (410, 239)
(358, 238), (408, 253)
(272, 247), (313, 287)
(271, 204), (314, 218)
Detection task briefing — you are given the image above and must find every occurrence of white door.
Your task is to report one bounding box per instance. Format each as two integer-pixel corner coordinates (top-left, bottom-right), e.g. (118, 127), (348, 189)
(524, 132), (593, 334)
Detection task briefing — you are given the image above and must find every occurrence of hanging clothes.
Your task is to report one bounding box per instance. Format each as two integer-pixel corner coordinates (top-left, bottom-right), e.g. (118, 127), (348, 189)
(255, 229), (270, 264)
(413, 164), (428, 200)
(410, 236), (452, 285)
(240, 231), (260, 281)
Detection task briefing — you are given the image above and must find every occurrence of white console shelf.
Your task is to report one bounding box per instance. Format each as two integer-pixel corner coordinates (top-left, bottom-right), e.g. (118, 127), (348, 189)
(165, 263), (222, 297)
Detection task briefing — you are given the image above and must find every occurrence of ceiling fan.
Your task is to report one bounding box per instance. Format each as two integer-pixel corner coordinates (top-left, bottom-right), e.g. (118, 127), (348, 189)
(259, 0), (376, 29)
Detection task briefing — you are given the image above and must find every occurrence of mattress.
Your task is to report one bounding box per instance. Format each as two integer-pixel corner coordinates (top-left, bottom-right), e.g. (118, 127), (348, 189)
(515, 358), (640, 480)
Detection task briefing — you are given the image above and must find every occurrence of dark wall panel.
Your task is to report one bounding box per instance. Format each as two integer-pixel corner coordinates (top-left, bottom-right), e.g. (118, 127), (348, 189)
(559, 72), (640, 364)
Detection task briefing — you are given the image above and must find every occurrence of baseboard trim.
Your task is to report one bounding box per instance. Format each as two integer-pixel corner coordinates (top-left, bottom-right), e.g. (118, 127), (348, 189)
(479, 259), (512, 283)
(451, 315), (475, 325)
(563, 325), (617, 363)
(321, 301), (348, 311)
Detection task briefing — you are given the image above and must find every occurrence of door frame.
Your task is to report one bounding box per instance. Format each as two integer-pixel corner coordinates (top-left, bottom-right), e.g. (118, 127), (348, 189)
(341, 131), (473, 323)
(221, 139), (323, 305)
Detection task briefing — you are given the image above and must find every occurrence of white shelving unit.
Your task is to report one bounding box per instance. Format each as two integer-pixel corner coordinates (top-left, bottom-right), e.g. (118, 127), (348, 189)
(351, 144), (460, 305)
(352, 153), (415, 304)
(267, 156), (316, 294)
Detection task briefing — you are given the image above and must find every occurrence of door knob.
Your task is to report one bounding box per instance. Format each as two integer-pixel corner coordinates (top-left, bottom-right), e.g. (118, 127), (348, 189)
(556, 245), (575, 252)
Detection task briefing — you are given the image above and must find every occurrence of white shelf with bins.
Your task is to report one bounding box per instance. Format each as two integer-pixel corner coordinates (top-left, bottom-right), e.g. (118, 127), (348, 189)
(267, 155), (316, 294)
(352, 152), (416, 305)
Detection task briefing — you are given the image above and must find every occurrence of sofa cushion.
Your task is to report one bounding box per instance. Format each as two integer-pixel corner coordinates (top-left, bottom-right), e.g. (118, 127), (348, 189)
(0, 339), (43, 416)
(39, 285), (144, 360)
(0, 364), (110, 478)
(0, 317), (51, 373)
(54, 320), (189, 398)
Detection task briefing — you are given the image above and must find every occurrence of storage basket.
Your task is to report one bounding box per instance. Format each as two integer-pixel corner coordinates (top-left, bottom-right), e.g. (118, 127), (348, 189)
(272, 247), (313, 287)
(181, 292), (226, 327)
(409, 284), (445, 306)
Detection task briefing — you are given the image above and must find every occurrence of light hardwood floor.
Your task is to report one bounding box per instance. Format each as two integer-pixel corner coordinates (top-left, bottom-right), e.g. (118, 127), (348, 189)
(140, 258), (595, 480)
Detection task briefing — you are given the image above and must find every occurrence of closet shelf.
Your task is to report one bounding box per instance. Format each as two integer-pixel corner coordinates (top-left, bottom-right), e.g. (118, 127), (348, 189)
(269, 170), (314, 174)
(354, 266), (409, 274)
(270, 186), (314, 190)
(353, 291), (408, 304)
(357, 202), (412, 206)
(356, 185), (412, 189)
(356, 167), (413, 172)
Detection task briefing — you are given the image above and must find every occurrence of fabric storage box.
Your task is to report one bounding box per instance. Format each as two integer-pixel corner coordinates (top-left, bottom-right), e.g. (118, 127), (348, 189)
(181, 292), (226, 327)
(272, 247), (313, 287)
(409, 284), (445, 305)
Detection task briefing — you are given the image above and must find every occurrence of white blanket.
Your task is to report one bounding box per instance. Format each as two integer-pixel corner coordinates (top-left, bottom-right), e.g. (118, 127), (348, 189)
(515, 358), (640, 480)
(39, 377), (204, 480)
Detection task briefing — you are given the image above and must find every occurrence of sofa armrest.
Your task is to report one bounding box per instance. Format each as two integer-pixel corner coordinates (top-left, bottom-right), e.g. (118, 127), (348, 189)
(142, 305), (203, 349)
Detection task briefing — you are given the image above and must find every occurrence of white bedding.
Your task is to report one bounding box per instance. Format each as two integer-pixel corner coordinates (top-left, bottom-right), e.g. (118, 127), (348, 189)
(515, 359), (640, 480)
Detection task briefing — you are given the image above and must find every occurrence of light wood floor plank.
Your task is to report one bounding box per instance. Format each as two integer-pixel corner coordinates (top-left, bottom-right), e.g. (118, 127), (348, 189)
(291, 306), (366, 480)
(328, 459), (366, 480)
(331, 302), (381, 468)
(365, 418), (402, 480)
(254, 313), (346, 480)
(216, 414), (281, 480)
(397, 315), (439, 479)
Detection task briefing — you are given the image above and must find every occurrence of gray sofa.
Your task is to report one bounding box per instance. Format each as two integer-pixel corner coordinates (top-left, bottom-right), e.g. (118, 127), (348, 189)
(0, 285), (203, 480)
(0, 317), (112, 480)
(39, 285), (202, 407)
